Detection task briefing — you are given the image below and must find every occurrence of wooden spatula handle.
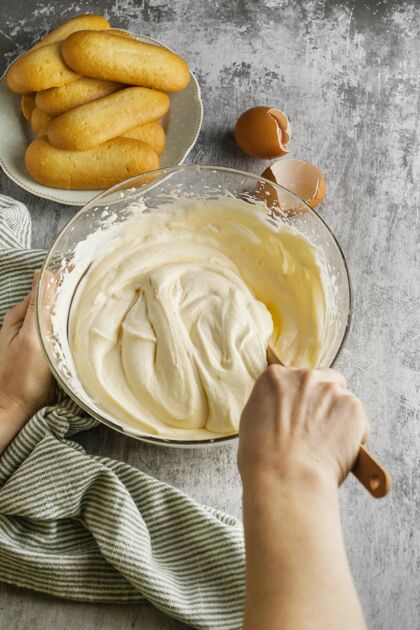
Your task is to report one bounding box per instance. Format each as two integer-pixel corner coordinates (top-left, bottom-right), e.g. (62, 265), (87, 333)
(352, 445), (392, 498)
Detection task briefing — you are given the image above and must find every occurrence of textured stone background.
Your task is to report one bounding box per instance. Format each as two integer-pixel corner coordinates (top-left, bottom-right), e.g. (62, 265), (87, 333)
(0, 1), (419, 629)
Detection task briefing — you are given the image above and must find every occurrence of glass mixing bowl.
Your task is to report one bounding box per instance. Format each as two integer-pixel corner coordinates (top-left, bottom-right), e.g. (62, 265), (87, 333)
(36, 165), (351, 447)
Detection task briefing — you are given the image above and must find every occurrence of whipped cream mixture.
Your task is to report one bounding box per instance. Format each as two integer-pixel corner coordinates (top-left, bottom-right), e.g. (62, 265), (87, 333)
(69, 198), (334, 439)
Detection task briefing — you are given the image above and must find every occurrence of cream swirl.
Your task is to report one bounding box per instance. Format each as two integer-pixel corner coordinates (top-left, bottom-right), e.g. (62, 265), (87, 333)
(69, 199), (334, 439)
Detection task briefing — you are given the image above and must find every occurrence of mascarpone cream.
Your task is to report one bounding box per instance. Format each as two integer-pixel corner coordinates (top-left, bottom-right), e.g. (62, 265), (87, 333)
(69, 198), (334, 439)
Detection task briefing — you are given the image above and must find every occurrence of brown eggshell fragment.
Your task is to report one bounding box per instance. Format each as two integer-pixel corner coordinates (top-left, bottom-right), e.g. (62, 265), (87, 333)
(234, 106), (291, 159)
(263, 159), (326, 209)
(256, 159), (326, 217)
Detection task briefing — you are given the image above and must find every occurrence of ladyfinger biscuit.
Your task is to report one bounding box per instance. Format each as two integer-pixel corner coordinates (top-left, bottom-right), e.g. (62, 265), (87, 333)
(31, 14), (110, 50)
(25, 136), (160, 189)
(36, 78), (123, 116)
(21, 94), (36, 121)
(61, 31), (190, 92)
(6, 72), (31, 95)
(31, 107), (53, 135)
(7, 42), (80, 94)
(123, 122), (166, 155)
(47, 86), (169, 151)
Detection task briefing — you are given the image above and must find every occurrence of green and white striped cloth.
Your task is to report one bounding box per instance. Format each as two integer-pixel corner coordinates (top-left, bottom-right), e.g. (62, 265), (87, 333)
(0, 195), (245, 629)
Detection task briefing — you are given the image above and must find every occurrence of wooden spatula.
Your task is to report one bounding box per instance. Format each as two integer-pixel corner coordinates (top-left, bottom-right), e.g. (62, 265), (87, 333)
(267, 346), (392, 498)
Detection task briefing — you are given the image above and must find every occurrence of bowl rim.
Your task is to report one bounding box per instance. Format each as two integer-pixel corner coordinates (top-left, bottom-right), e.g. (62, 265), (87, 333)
(36, 163), (352, 447)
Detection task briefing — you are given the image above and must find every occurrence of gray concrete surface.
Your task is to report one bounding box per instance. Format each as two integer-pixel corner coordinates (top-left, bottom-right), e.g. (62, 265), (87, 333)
(0, 1), (419, 628)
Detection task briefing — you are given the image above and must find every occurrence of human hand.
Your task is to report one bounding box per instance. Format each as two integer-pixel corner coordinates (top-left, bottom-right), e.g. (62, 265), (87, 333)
(238, 365), (369, 491)
(239, 366), (370, 630)
(0, 272), (54, 452)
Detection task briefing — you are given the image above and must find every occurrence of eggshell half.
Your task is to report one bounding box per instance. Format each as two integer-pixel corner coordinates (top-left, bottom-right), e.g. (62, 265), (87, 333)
(234, 106), (291, 159)
(262, 159), (326, 209)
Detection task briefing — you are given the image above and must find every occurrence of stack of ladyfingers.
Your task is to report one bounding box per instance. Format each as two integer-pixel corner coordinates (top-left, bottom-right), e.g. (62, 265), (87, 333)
(6, 14), (190, 190)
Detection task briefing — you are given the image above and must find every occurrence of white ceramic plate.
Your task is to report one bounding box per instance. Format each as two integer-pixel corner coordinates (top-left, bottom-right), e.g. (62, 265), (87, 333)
(0, 32), (203, 206)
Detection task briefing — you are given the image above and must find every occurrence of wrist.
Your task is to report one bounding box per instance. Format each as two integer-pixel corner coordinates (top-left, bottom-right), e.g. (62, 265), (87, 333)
(241, 460), (338, 508)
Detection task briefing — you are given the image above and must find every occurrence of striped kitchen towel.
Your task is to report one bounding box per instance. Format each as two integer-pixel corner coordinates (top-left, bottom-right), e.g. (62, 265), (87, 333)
(0, 194), (245, 630)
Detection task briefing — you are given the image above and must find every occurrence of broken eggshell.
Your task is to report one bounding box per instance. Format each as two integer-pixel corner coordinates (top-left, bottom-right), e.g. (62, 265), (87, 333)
(234, 106), (291, 159)
(256, 159), (326, 216)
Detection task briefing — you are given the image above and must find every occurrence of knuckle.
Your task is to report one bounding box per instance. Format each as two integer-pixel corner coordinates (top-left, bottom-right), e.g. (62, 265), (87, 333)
(325, 368), (344, 379)
(263, 364), (286, 395)
(326, 382), (342, 396)
(300, 369), (315, 387)
(342, 395), (368, 430)
(347, 394), (364, 414)
(319, 367), (347, 388)
(350, 398), (369, 436)
(327, 367), (339, 377)
(329, 367), (346, 383)
(265, 363), (283, 382)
